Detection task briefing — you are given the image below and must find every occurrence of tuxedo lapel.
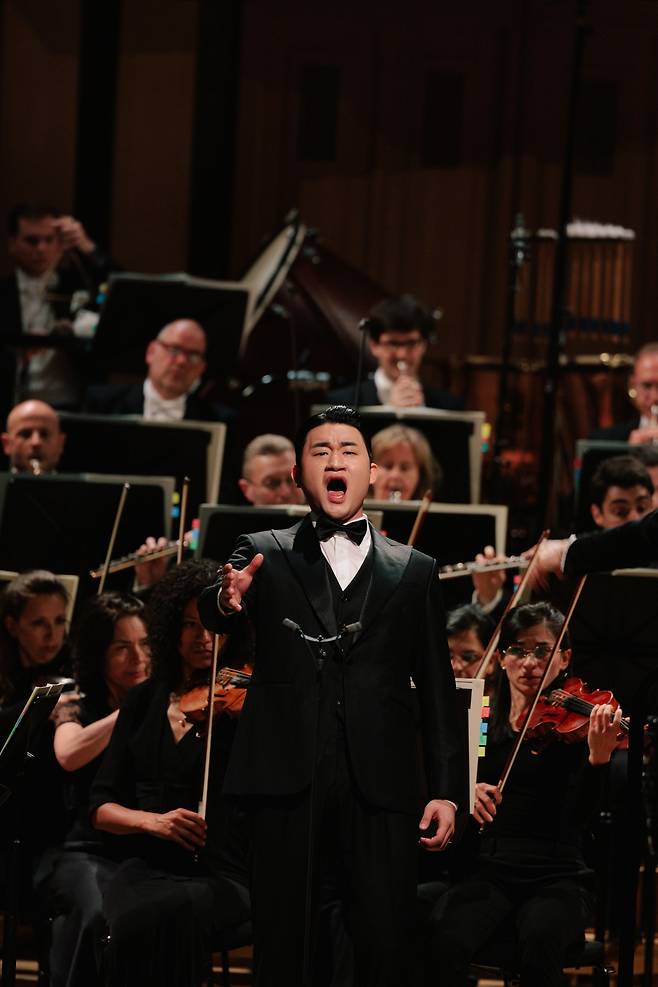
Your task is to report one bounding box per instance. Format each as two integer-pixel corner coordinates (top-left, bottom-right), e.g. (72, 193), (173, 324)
(358, 528), (412, 637)
(272, 517), (337, 638)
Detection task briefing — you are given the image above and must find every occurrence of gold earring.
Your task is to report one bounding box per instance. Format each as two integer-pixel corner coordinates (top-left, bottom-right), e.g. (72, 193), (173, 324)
(628, 387), (637, 400)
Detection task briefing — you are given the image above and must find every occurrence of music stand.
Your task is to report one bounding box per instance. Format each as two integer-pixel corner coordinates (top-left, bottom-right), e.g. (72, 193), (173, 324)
(194, 504), (385, 563)
(0, 683), (64, 987)
(55, 413), (225, 511)
(0, 473), (172, 599)
(91, 272), (249, 378)
(573, 439), (633, 532)
(312, 405), (485, 504)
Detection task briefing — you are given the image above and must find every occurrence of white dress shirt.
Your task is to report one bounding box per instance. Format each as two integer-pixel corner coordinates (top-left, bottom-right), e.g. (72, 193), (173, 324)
(314, 514), (371, 590)
(142, 378), (187, 421)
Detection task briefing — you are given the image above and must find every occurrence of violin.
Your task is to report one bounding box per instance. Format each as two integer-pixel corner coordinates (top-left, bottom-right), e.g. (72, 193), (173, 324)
(179, 666), (252, 724)
(521, 675), (629, 748)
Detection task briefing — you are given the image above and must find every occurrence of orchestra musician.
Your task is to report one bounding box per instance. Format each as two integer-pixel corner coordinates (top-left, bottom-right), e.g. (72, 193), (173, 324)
(370, 424), (442, 501)
(0, 572), (72, 931)
(328, 295), (463, 411)
(89, 560), (250, 987)
(1, 399), (65, 474)
(198, 404), (464, 987)
(35, 592), (150, 987)
(446, 604), (496, 690)
(589, 343), (658, 444)
(426, 601), (622, 987)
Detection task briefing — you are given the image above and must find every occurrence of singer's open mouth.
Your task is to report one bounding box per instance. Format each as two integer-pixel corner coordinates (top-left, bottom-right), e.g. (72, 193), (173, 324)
(326, 476), (347, 504)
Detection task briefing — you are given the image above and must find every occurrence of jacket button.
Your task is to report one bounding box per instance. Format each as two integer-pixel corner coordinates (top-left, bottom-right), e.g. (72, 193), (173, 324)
(319, 648), (327, 658)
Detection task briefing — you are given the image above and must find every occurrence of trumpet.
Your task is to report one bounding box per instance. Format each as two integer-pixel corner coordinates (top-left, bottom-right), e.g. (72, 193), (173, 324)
(89, 540), (181, 579)
(438, 556), (528, 581)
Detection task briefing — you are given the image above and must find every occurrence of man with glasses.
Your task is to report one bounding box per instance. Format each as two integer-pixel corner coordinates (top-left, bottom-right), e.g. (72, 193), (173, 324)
(85, 319), (234, 424)
(238, 433), (305, 506)
(328, 294), (464, 410)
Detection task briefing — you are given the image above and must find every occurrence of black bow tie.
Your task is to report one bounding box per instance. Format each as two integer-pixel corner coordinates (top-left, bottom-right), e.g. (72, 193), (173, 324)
(315, 516), (368, 545)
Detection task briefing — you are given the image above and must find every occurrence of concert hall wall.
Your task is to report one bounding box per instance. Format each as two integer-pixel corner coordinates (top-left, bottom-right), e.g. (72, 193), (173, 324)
(1, 0), (657, 366)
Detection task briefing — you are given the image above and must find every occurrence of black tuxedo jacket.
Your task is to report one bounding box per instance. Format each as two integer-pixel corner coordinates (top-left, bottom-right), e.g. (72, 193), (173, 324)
(198, 517), (465, 814)
(84, 381), (235, 424)
(328, 378), (464, 411)
(588, 417), (638, 442)
(565, 508), (658, 577)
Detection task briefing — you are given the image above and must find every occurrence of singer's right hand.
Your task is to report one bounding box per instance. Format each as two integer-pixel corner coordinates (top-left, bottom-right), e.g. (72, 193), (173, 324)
(219, 554), (264, 612)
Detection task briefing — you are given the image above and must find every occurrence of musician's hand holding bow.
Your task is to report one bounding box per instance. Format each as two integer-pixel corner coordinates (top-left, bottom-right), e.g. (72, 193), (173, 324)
(472, 782), (502, 826)
(219, 554), (264, 613)
(146, 808), (207, 851)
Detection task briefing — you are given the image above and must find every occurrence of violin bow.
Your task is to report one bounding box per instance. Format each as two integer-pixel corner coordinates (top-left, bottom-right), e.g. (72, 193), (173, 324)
(98, 483), (130, 595)
(407, 489), (433, 547)
(177, 476), (190, 565)
(197, 631), (222, 820)
(497, 574), (588, 794)
(473, 529), (550, 681)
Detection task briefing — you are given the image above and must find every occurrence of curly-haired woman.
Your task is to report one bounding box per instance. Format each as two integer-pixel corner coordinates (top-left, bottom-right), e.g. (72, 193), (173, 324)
(90, 560), (251, 987)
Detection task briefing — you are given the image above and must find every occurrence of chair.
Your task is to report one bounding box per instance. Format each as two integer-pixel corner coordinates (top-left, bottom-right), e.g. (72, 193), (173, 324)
(209, 921), (252, 987)
(470, 936), (614, 987)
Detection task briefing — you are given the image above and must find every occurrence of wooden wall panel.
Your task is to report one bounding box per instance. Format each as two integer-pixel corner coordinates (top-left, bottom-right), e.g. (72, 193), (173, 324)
(110, 0), (198, 273)
(0, 0), (79, 273)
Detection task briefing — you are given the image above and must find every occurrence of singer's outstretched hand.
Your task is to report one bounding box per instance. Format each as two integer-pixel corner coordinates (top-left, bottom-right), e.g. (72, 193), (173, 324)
(219, 554), (264, 613)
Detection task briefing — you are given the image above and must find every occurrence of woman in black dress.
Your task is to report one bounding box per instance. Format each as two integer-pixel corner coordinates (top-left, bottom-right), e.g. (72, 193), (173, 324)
(35, 591), (150, 986)
(427, 601), (621, 987)
(0, 571), (72, 887)
(90, 559), (250, 987)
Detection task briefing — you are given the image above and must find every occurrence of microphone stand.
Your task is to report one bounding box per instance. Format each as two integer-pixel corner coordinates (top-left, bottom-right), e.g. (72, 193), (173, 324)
(281, 618), (361, 987)
(352, 318), (371, 409)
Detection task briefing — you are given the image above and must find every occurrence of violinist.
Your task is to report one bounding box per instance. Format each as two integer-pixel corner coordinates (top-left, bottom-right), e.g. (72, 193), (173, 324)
(426, 601), (621, 987)
(34, 592), (150, 987)
(89, 560), (250, 987)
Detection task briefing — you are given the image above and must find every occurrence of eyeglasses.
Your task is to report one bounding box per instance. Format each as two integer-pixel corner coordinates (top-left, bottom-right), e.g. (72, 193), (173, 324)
(376, 337), (425, 351)
(257, 476), (297, 491)
(156, 340), (205, 365)
(502, 643), (560, 663)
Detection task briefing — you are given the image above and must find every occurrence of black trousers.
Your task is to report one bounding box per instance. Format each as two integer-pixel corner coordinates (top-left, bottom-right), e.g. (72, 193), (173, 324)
(33, 845), (116, 987)
(248, 734), (419, 987)
(426, 838), (593, 987)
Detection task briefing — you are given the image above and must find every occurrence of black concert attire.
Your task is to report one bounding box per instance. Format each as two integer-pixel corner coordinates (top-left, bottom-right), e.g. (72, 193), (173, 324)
(33, 693), (119, 987)
(328, 378), (464, 411)
(564, 509), (658, 576)
(88, 678), (250, 987)
(426, 727), (604, 987)
(0, 249), (115, 410)
(198, 516), (465, 987)
(0, 652), (71, 885)
(84, 381), (235, 425)
(588, 418), (638, 442)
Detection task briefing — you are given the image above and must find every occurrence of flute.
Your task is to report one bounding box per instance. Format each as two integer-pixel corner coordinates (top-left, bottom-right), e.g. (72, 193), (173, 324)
(438, 557), (528, 581)
(89, 541), (180, 579)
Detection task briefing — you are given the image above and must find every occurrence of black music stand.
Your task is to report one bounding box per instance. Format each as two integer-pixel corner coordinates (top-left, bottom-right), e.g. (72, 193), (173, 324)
(91, 272), (249, 378)
(0, 683), (64, 987)
(312, 404), (485, 504)
(195, 504), (310, 563)
(0, 473), (171, 599)
(53, 412), (225, 513)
